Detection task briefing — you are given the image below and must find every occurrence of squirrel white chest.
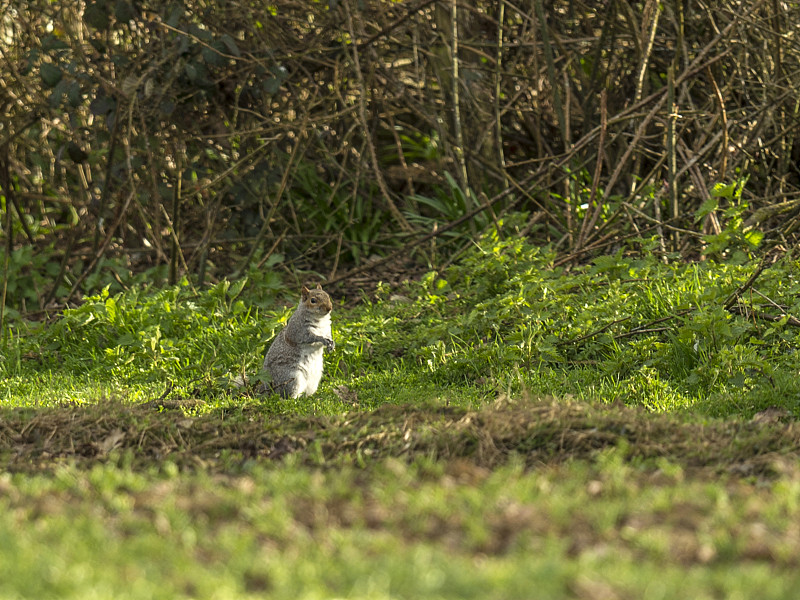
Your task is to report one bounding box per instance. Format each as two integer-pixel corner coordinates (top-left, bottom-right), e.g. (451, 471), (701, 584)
(293, 313), (331, 395)
(306, 313), (332, 340)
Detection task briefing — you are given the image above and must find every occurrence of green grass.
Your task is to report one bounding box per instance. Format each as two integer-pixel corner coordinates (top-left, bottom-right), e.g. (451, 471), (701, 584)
(3, 231), (800, 598)
(5, 238), (800, 416)
(3, 449), (800, 599)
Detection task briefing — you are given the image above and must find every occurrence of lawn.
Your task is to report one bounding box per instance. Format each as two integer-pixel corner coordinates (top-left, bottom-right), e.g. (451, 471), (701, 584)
(2, 235), (800, 598)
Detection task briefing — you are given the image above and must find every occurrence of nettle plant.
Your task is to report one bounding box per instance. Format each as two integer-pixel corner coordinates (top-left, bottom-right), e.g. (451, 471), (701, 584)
(695, 177), (764, 260)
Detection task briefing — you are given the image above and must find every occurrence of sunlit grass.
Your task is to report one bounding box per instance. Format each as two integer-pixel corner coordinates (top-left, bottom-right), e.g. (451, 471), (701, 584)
(3, 236), (800, 598)
(3, 455), (800, 600)
(3, 236), (800, 417)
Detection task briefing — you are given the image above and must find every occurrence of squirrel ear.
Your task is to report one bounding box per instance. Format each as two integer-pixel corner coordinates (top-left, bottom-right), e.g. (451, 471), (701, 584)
(301, 285), (311, 296)
(315, 283), (323, 290)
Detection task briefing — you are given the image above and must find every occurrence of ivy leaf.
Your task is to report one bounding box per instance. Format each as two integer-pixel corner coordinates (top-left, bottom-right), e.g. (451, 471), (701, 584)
(114, 0), (136, 22)
(48, 79), (69, 107)
(90, 93), (115, 116)
(67, 80), (82, 107)
(220, 34), (241, 57)
(202, 42), (228, 67)
(84, 1), (111, 30)
(40, 63), (63, 88)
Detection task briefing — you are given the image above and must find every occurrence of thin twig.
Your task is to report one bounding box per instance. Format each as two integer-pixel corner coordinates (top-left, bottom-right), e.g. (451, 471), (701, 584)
(728, 305), (800, 327)
(344, 1), (413, 233)
(722, 254), (775, 311)
(0, 145), (12, 340)
(558, 316), (632, 347)
(326, 182), (521, 286)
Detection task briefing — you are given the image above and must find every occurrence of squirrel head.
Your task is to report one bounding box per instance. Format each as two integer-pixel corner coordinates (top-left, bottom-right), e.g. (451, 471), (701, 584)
(301, 284), (333, 315)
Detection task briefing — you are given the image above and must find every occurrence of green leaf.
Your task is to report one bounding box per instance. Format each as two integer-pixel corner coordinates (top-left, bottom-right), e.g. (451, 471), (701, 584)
(40, 63), (63, 88)
(89, 93), (115, 116)
(227, 277), (247, 299)
(264, 253), (284, 269)
(105, 297), (118, 322)
(48, 79), (69, 107)
(711, 182), (737, 199)
(188, 24), (213, 42)
(67, 81), (82, 107)
(114, 0), (135, 22)
(67, 142), (88, 163)
(166, 5), (183, 27)
(184, 62), (199, 82)
(202, 42), (228, 67)
(84, 1), (111, 30)
(744, 229), (763, 248)
(694, 196), (718, 222)
(220, 34), (241, 57)
(263, 77), (281, 94)
(116, 332), (136, 346)
(41, 34), (69, 51)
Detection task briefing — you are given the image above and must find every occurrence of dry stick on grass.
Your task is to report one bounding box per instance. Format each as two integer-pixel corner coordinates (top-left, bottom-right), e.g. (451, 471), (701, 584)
(611, 255), (786, 342)
(745, 288), (800, 328)
(729, 305), (800, 328)
(614, 309), (696, 341)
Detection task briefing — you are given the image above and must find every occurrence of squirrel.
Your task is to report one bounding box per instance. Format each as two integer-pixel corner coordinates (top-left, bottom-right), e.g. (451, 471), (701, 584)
(260, 284), (335, 398)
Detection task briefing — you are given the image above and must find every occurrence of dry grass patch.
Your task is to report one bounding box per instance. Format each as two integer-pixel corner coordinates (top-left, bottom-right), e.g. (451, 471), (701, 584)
(1, 397), (798, 477)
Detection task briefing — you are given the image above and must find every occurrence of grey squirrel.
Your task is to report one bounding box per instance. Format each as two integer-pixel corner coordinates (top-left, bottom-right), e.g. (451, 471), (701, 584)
(261, 284), (335, 398)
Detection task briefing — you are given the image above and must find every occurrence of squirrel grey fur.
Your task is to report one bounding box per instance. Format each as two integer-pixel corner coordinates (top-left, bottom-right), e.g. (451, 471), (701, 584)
(262, 284), (335, 398)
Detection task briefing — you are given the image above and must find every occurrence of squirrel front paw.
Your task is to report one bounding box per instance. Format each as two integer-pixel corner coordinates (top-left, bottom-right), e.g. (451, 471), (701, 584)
(324, 338), (335, 352)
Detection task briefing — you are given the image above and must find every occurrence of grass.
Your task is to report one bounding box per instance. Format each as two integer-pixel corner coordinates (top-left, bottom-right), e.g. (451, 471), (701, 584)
(3, 437), (800, 599)
(4, 235), (800, 417)
(3, 230), (800, 598)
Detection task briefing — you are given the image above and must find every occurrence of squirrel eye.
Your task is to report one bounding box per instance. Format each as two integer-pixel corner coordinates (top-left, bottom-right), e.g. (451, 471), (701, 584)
(310, 298), (317, 303)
